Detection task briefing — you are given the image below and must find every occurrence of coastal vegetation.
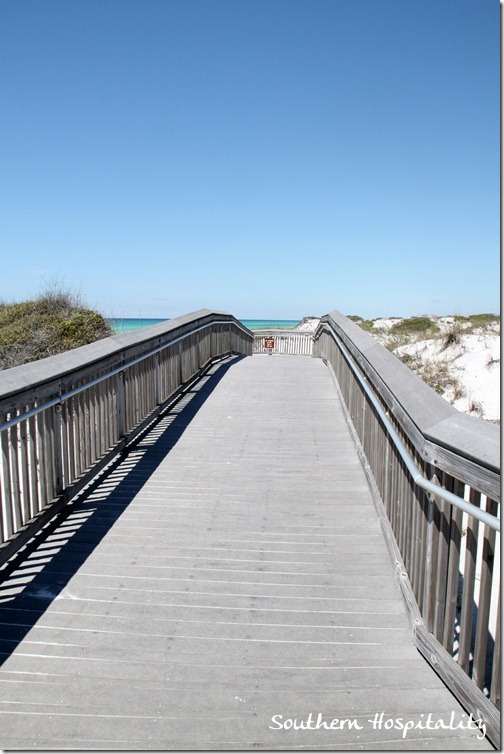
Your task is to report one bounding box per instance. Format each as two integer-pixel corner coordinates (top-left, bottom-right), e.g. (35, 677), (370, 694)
(0, 285), (112, 370)
(349, 313), (500, 422)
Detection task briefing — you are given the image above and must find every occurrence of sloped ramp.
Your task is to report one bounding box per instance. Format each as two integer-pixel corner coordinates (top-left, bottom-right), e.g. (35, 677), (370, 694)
(0, 355), (492, 749)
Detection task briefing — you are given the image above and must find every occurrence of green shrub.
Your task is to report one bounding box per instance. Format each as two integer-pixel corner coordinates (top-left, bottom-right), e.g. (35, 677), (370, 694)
(467, 313), (500, 327)
(389, 317), (440, 337)
(357, 319), (376, 332)
(0, 287), (112, 369)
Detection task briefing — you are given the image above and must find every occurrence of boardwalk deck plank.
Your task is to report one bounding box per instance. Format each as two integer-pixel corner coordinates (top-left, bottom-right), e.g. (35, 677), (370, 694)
(0, 355), (492, 749)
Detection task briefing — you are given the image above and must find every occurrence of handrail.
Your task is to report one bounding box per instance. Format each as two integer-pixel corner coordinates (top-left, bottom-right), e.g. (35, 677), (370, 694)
(0, 310), (253, 563)
(252, 330), (314, 356)
(320, 322), (500, 532)
(0, 319), (250, 434)
(314, 311), (500, 744)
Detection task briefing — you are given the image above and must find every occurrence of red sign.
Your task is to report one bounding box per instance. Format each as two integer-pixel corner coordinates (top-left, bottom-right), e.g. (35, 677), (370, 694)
(264, 337), (275, 349)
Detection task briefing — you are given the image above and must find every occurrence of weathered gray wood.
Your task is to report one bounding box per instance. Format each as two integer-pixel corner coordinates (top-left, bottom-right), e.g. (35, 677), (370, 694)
(26, 411), (39, 518)
(315, 313), (500, 500)
(116, 372), (125, 439)
(442, 478), (464, 652)
(416, 624), (500, 747)
(0, 356), (491, 750)
(253, 330), (314, 355)
(472, 499), (498, 690)
(316, 320), (500, 745)
(52, 405), (63, 496)
(0, 310), (241, 402)
(458, 489), (481, 674)
(0, 315), (252, 554)
(7, 420), (22, 533)
(16, 414), (30, 527)
(432, 477), (453, 642)
(0, 414), (13, 541)
(490, 594), (500, 709)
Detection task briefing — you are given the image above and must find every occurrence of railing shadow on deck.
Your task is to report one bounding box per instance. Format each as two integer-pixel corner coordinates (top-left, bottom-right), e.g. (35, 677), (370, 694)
(0, 355), (245, 667)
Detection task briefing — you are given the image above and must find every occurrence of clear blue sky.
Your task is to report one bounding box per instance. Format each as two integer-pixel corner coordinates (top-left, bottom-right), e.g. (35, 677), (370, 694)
(1, 0), (499, 320)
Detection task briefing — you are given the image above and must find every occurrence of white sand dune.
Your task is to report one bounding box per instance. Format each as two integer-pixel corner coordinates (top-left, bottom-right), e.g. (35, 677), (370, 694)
(298, 315), (500, 423)
(367, 316), (500, 423)
(294, 317), (320, 331)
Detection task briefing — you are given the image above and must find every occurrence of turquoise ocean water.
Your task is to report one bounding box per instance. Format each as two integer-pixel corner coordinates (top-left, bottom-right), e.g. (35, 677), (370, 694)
(109, 318), (300, 335)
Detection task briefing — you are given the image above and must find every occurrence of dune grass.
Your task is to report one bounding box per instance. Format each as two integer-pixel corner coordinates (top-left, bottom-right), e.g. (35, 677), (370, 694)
(0, 283), (112, 370)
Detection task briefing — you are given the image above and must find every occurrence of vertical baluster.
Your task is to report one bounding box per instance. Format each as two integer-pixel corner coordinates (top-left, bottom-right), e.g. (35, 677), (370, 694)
(409, 477), (422, 602)
(60, 401), (70, 490)
(384, 422), (391, 506)
(142, 360), (148, 416)
(387, 442), (398, 545)
(137, 362), (144, 421)
(490, 592), (500, 709)
(397, 438), (411, 572)
(155, 353), (162, 406)
(73, 391), (82, 478)
(84, 390), (92, 470)
(53, 404), (63, 496)
(181, 340), (187, 384)
(423, 470), (443, 635)
(126, 366), (132, 433)
(196, 331), (201, 370)
(17, 415), (31, 525)
(133, 365), (140, 427)
(0, 458), (5, 545)
(92, 385), (99, 461)
(430, 473), (452, 641)
(472, 498), (499, 689)
(27, 411), (40, 517)
(95, 381), (103, 457)
(68, 395), (77, 482)
(35, 409), (47, 509)
(442, 478), (464, 653)
(0, 415), (14, 541)
(150, 356), (155, 411)
(458, 488), (481, 674)
(38, 407), (50, 505)
(128, 365), (135, 430)
(396, 455), (408, 562)
(75, 391), (83, 476)
(402, 470), (415, 575)
(165, 347), (171, 399)
(377, 419), (386, 499)
(102, 378), (109, 452)
(116, 371), (125, 440)
(105, 378), (113, 449)
(416, 466), (431, 614)
(8, 418), (23, 531)
(69, 393), (78, 479)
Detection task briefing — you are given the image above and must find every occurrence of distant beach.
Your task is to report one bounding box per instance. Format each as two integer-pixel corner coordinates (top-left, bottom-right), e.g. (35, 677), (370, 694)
(108, 318), (301, 334)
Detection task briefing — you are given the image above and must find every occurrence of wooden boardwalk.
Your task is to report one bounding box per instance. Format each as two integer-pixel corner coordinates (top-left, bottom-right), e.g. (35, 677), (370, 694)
(0, 355), (492, 749)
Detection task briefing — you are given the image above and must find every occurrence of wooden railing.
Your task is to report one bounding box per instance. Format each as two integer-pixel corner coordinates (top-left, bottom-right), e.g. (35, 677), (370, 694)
(314, 310), (500, 746)
(0, 302), (500, 742)
(0, 310), (253, 566)
(253, 330), (314, 355)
